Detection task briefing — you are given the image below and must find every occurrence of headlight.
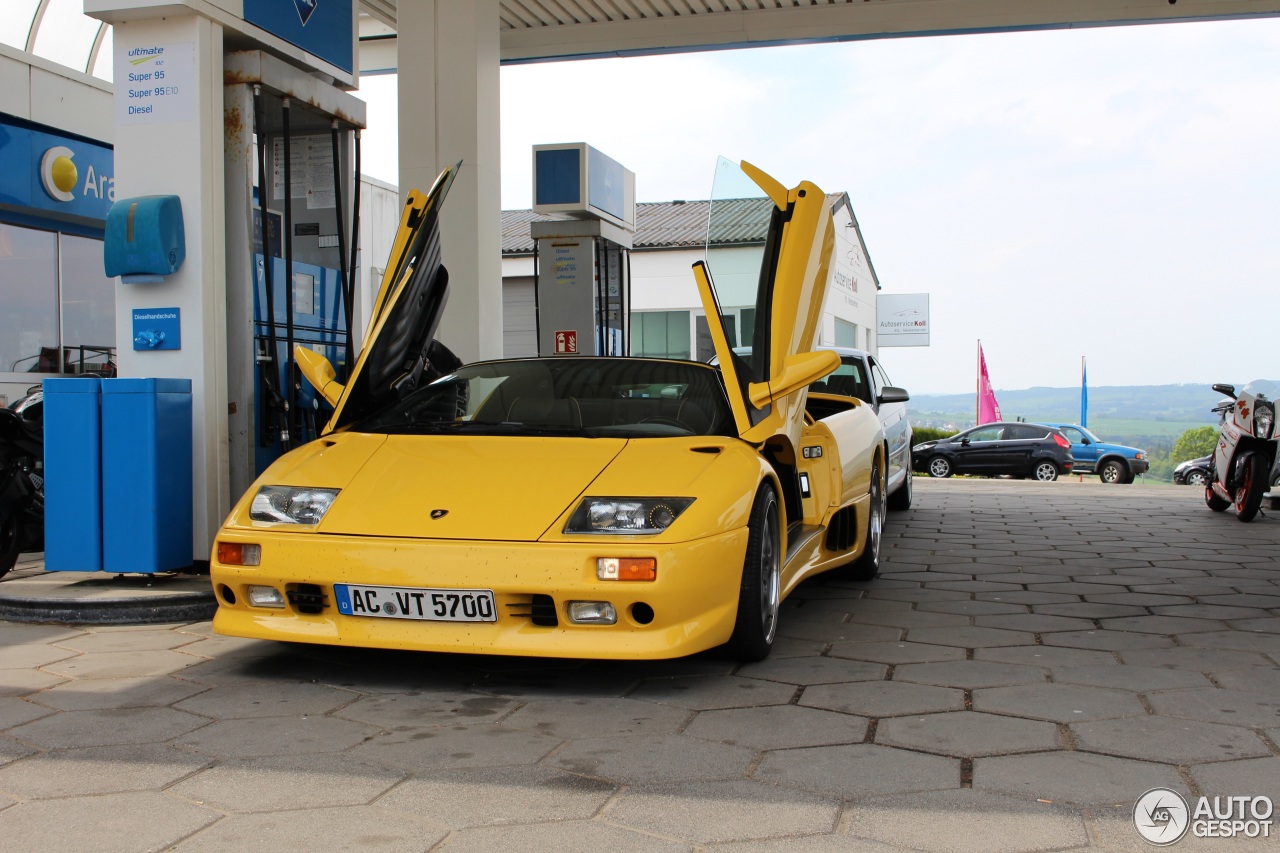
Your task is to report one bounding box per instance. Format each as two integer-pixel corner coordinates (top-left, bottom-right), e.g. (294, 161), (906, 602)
(1135, 452), (1146, 460)
(913, 442), (936, 452)
(565, 497), (694, 535)
(249, 486), (340, 525)
(1254, 402), (1275, 440)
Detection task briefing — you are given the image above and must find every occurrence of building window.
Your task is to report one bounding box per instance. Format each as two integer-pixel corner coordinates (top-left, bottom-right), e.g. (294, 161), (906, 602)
(632, 310), (691, 360)
(0, 223), (116, 376)
(835, 318), (858, 349)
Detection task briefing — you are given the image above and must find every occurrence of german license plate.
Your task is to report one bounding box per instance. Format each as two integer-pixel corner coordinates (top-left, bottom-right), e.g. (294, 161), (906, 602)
(333, 583), (497, 622)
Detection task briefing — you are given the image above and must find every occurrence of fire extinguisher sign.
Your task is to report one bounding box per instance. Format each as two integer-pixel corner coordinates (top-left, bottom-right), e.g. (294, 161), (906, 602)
(554, 330), (578, 354)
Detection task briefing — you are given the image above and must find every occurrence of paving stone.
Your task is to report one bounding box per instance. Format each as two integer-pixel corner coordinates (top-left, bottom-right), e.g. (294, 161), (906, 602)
(975, 645), (1117, 668)
(1155, 605), (1273, 621)
(974, 751), (1189, 806)
(704, 835), (904, 852)
(502, 696), (688, 739)
(1118, 646), (1277, 671)
(973, 683), (1145, 722)
(175, 680), (359, 719)
(1226, 616), (1280, 633)
(0, 743), (209, 798)
(170, 753), (405, 812)
(0, 791), (218, 853)
(929, 580), (1026, 593)
(904, 626), (1036, 648)
(974, 614), (1097, 633)
(0, 624), (85, 647)
(1083, 593), (1196, 606)
(1190, 755), (1280, 797)
(1051, 664), (1212, 692)
(1209, 668), (1280, 694)
(628, 675), (796, 710)
(608, 778), (839, 844)
(1099, 615), (1228, 635)
(172, 805), (447, 852)
(434, 820), (689, 852)
(1024, 582), (1128, 595)
(765, 636), (829, 658)
(1071, 715), (1270, 764)
(917, 600), (1028, 616)
(754, 743), (960, 798)
(879, 570), (973, 583)
(41, 649), (199, 679)
(54, 629), (199, 653)
(876, 711), (1060, 757)
(0, 734), (37, 768)
(29, 675), (208, 711)
(0, 696), (52, 728)
(376, 765), (615, 828)
(684, 704), (868, 750)
(800, 680), (964, 717)
(1198, 593), (1280, 610)
(1041, 630), (1174, 652)
(1176, 630), (1280, 655)
(1146, 688), (1280, 728)
(547, 733), (754, 784)
(975, 591), (1080, 605)
(736, 655), (886, 686)
(330, 690), (517, 730)
(827, 640), (966, 665)
(864, 587), (971, 603)
(849, 609), (970, 629)
(779, 620), (901, 643)
(1031, 602), (1148, 619)
(845, 788), (1088, 853)
(894, 660), (1048, 689)
(0, 644), (80, 669)
(0, 669), (66, 698)
(8, 706), (208, 749)
(179, 714), (378, 758)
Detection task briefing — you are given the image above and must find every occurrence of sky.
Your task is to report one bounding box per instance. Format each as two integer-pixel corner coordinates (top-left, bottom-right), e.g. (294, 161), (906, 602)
(355, 18), (1280, 396)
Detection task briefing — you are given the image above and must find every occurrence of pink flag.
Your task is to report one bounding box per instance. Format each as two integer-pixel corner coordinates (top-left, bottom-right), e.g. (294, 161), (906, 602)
(977, 342), (1003, 425)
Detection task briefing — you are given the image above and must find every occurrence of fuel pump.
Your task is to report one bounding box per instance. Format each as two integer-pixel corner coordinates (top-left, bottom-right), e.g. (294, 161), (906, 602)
(222, 53), (366, 499)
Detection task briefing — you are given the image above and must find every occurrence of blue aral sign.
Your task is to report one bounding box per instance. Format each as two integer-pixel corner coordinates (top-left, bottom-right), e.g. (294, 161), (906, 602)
(243, 0), (354, 75)
(0, 115), (114, 229)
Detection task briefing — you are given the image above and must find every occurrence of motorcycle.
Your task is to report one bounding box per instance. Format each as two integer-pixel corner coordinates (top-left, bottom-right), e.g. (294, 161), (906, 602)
(0, 387), (44, 578)
(1205, 379), (1278, 522)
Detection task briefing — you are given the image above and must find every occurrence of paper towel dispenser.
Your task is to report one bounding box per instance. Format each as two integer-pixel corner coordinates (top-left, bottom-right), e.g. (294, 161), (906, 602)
(104, 195), (186, 284)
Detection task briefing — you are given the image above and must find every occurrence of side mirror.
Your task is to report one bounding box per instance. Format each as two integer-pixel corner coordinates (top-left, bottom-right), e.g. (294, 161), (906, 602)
(747, 350), (841, 408)
(959, 437), (971, 446)
(1080, 438), (1091, 445)
(878, 385), (909, 404)
(1213, 383), (1236, 398)
(295, 346), (344, 407)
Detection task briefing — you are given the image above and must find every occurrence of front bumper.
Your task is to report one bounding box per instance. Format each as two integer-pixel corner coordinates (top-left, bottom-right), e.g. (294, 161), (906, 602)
(1128, 458), (1150, 476)
(210, 527), (749, 660)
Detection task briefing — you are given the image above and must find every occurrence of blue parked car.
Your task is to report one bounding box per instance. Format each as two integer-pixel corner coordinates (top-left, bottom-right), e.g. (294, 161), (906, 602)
(1043, 423), (1148, 484)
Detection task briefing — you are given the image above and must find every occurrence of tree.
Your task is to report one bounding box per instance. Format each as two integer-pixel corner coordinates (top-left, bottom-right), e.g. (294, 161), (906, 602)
(1172, 426), (1217, 464)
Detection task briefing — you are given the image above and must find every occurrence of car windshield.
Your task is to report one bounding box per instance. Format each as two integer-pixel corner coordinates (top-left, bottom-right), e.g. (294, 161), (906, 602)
(354, 357), (734, 438)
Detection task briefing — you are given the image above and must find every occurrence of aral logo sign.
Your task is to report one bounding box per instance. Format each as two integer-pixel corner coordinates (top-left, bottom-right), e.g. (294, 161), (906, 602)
(39, 144), (115, 206)
(293, 0), (317, 26)
(0, 116), (115, 226)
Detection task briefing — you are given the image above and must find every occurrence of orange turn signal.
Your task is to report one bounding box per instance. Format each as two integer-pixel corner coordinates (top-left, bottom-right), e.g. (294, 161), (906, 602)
(216, 542), (261, 566)
(597, 557), (657, 581)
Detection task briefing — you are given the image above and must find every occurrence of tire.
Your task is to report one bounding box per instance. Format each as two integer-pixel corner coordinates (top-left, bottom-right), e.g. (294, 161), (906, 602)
(1233, 453), (1268, 522)
(1205, 484), (1230, 512)
(1185, 469), (1208, 487)
(0, 509), (18, 580)
(927, 456), (952, 478)
(1098, 460), (1127, 484)
(723, 483), (781, 661)
(887, 464), (913, 511)
(1033, 461), (1059, 482)
(844, 459), (886, 582)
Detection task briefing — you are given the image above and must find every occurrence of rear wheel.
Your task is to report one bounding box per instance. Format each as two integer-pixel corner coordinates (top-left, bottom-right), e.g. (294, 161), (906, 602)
(1233, 453), (1268, 522)
(927, 456), (952, 478)
(844, 459), (886, 582)
(1098, 460), (1127, 484)
(1033, 461), (1059, 481)
(0, 509), (18, 580)
(887, 463), (913, 511)
(723, 483), (781, 661)
(1185, 469), (1208, 487)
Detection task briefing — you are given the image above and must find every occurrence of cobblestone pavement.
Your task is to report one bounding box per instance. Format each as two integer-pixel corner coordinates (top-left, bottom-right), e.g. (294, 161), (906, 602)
(1, 479), (1278, 851)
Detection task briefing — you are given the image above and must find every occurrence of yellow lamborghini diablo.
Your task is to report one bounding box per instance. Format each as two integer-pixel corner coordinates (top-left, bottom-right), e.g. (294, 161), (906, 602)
(210, 159), (886, 661)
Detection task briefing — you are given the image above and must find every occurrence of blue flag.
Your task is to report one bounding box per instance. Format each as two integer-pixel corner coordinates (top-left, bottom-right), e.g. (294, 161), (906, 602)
(1081, 357), (1088, 428)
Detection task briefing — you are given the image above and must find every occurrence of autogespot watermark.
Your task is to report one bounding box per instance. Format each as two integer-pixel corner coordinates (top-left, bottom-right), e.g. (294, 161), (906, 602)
(1134, 788), (1274, 845)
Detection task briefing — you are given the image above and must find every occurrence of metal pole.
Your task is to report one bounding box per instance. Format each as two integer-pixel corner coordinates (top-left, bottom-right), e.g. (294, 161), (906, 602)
(329, 121), (353, 380)
(281, 98), (296, 450)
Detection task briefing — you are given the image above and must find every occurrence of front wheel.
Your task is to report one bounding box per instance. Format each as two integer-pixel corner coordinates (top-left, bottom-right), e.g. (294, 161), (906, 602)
(1205, 484), (1230, 512)
(1098, 460), (1127, 484)
(927, 456), (952, 478)
(723, 483), (781, 661)
(1033, 461), (1059, 481)
(1185, 469), (1208, 487)
(1233, 453), (1268, 522)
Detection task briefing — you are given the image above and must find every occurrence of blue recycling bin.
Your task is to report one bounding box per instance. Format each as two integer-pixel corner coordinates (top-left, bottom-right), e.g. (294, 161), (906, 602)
(101, 378), (193, 573)
(42, 377), (103, 572)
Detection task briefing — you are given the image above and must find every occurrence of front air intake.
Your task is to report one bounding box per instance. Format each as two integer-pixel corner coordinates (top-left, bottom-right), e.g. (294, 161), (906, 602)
(286, 583), (329, 615)
(824, 505), (858, 553)
(506, 594), (559, 627)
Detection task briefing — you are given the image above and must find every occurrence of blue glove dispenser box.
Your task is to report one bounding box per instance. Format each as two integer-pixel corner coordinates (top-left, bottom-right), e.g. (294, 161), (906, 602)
(43, 377), (103, 572)
(104, 195), (186, 284)
(101, 378), (193, 573)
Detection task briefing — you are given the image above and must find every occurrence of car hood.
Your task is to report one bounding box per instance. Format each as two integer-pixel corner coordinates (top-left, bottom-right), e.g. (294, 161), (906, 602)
(1096, 441), (1144, 457)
